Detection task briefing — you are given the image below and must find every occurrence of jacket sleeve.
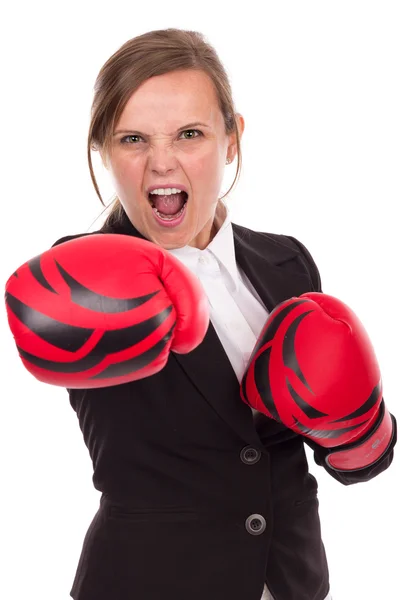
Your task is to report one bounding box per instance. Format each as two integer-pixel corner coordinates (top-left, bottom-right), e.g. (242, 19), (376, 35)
(285, 235), (397, 485)
(51, 232), (95, 248)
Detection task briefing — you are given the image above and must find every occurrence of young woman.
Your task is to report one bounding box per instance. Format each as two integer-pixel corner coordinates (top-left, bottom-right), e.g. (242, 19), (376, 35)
(5, 28), (396, 600)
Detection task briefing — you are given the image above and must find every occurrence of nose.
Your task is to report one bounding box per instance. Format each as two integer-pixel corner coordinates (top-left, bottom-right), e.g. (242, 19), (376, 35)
(147, 147), (178, 175)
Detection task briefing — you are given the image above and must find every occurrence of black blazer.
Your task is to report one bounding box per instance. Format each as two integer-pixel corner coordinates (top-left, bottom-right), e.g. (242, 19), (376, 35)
(52, 211), (397, 600)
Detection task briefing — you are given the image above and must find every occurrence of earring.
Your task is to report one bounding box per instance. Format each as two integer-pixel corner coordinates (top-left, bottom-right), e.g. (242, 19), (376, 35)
(226, 158), (231, 165)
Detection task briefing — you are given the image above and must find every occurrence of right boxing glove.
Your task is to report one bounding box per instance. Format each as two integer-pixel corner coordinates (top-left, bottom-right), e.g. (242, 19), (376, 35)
(5, 233), (209, 389)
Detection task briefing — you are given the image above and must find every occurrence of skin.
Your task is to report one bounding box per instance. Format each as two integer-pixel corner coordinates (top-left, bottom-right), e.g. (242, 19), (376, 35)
(100, 69), (245, 250)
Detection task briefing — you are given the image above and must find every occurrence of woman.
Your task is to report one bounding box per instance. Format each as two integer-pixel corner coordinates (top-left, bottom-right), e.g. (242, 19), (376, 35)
(5, 28), (396, 600)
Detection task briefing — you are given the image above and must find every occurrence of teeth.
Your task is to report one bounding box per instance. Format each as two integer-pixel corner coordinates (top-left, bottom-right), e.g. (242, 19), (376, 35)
(149, 187), (185, 195)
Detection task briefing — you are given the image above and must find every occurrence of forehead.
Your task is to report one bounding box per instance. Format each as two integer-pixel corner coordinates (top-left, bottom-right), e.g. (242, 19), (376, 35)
(117, 69), (223, 130)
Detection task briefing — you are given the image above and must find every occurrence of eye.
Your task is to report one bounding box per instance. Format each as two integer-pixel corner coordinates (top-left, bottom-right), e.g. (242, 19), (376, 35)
(120, 134), (142, 144)
(180, 129), (202, 140)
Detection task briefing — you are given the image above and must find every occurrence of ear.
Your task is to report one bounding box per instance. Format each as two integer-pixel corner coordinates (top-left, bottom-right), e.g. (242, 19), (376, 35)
(227, 113), (245, 161)
(236, 113), (245, 139)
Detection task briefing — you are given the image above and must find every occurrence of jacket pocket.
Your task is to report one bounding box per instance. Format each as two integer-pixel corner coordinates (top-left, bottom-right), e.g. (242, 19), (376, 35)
(108, 505), (199, 523)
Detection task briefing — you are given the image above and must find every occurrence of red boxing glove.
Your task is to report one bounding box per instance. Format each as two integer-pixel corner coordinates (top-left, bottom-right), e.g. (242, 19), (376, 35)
(5, 234), (209, 389)
(240, 292), (394, 472)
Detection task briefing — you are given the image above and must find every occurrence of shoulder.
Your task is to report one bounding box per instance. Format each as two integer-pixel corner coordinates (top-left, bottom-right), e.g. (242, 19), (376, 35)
(232, 222), (299, 252)
(51, 210), (139, 248)
(232, 222), (322, 292)
(232, 221), (312, 257)
(51, 229), (104, 248)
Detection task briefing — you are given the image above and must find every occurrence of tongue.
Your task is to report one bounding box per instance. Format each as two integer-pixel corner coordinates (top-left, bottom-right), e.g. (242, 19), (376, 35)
(152, 192), (186, 215)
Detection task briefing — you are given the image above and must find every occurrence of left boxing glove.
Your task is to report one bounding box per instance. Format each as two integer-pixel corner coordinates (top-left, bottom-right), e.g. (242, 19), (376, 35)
(5, 233), (209, 389)
(240, 292), (395, 472)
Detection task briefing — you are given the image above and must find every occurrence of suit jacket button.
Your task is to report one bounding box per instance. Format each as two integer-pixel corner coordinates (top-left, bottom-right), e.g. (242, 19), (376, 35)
(245, 514), (267, 536)
(240, 446), (261, 465)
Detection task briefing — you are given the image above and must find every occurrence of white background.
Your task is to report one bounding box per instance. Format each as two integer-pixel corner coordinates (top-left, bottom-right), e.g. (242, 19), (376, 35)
(1, 1), (399, 599)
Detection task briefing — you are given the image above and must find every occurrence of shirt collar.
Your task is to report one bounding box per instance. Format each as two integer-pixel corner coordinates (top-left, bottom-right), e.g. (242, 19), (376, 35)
(167, 200), (240, 292)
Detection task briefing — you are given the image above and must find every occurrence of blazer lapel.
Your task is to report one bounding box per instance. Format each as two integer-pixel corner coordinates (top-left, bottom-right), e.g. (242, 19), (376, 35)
(232, 223), (312, 312)
(173, 320), (267, 450)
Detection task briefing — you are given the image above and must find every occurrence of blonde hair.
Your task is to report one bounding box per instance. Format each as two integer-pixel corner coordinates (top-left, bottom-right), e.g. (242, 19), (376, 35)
(88, 28), (243, 230)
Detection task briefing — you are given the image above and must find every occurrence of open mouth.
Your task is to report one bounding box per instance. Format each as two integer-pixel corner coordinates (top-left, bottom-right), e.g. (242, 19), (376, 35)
(148, 191), (188, 221)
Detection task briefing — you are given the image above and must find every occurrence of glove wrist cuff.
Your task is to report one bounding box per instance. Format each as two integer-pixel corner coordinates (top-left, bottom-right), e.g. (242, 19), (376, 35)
(325, 400), (394, 472)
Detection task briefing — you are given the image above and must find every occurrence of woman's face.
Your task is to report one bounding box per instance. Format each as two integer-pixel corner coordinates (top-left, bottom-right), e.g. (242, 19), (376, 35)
(102, 69), (244, 250)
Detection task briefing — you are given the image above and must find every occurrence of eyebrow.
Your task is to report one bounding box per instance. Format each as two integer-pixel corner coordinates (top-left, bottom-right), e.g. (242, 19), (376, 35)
(113, 122), (211, 136)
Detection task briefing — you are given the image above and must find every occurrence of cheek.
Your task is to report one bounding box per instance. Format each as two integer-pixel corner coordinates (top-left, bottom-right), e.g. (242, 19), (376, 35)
(109, 156), (142, 191)
(191, 151), (223, 186)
